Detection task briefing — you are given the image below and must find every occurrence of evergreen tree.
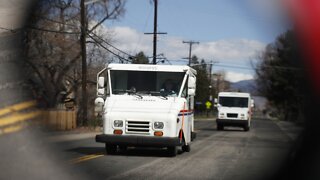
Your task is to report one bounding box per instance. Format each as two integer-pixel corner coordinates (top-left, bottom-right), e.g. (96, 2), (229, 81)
(255, 30), (306, 122)
(132, 51), (149, 64)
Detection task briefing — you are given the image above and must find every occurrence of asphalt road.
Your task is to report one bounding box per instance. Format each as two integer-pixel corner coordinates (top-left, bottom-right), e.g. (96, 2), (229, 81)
(53, 118), (299, 180)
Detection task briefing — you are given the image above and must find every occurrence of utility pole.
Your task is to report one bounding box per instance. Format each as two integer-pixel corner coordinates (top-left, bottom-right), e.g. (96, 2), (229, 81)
(144, 0), (166, 64)
(80, 0), (87, 125)
(182, 41), (199, 66)
(208, 60), (218, 102)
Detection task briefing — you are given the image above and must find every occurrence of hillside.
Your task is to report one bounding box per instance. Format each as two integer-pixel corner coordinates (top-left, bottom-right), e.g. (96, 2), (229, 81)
(229, 79), (258, 95)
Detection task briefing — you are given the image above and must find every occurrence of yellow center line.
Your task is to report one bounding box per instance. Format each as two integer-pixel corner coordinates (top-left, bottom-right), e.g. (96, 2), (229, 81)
(0, 100), (37, 117)
(69, 153), (105, 164)
(0, 124), (23, 135)
(0, 111), (41, 127)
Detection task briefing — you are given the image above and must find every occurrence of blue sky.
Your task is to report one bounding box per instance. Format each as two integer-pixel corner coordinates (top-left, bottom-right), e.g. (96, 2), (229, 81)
(103, 0), (288, 82)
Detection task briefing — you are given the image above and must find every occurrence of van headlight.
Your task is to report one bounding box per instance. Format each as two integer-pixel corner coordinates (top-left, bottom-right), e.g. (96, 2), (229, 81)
(114, 120), (123, 127)
(219, 113), (225, 118)
(154, 122), (164, 129)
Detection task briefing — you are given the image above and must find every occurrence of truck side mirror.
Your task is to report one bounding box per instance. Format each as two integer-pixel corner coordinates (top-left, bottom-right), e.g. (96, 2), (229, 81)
(188, 88), (195, 96)
(98, 77), (105, 88)
(97, 77), (105, 97)
(251, 99), (254, 108)
(214, 98), (218, 107)
(188, 76), (196, 89)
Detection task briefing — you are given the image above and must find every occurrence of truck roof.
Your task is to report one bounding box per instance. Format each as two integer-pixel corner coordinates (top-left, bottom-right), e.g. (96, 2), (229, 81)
(107, 63), (197, 75)
(218, 92), (251, 98)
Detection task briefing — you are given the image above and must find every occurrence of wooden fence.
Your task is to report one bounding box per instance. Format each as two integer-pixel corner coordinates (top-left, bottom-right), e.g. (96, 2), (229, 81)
(41, 110), (77, 130)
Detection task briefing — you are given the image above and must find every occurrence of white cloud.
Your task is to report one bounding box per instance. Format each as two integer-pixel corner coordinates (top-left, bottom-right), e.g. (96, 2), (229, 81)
(107, 26), (266, 64)
(109, 26), (153, 56)
(99, 26), (265, 82)
(225, 71), (254, 83)
(193, 39), (265, 60)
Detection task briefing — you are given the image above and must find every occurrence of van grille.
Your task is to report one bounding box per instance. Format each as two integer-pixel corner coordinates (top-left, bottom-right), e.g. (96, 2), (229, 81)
(126, 120), (150, 134)
(227, 113), (238, 118)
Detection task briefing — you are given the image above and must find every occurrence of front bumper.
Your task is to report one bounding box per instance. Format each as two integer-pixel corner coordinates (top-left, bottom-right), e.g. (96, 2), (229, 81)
(96, 134), (182, 147)
(216, 119), (248, 127)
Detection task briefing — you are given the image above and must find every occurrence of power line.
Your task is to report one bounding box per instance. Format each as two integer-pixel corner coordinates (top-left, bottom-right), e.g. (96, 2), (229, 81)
(34, 16), (135, 62)
(38, 16), (78, 28)
(37, 16), (135, 59)
(28, 26), (80, 34)
(214, 63), (302, 71)
(89, 31), (135, 58)
(87, 33), (132, 63)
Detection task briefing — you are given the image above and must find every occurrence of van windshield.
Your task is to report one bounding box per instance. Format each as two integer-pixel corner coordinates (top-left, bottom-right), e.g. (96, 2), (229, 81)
(110, 70), (185, 97)
(219, 97), (249, 108)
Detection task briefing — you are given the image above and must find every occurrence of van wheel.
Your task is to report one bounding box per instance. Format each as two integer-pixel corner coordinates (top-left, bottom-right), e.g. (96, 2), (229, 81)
(167, 146), (177, 157)
(182, 144), (191, 152)
(105, 144), (117, 155)
(217, 124), (224, 131)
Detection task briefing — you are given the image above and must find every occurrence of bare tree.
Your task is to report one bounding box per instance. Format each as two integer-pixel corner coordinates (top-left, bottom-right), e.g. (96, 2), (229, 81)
(25, 0), (126, 124)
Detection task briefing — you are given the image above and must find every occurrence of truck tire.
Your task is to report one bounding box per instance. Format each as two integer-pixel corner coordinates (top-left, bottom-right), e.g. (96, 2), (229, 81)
(167, 146), (177, 157)
(105, 144), (117, 155)
(217, 124), (224, 131)
(244, 123), (250, 131)
(182, 144), (191, 152)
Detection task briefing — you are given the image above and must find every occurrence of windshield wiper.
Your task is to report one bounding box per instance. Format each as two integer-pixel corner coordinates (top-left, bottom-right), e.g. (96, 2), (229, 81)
(126, 89), (143, 99)
(149, 91), (168, 100)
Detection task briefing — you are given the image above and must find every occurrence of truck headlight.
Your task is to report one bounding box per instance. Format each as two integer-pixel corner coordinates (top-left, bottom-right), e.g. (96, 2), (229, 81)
(219, 113), (225, 118)
(240, 114), (245, 117)
(113, 120), (123, 127)
(154, 122), (164, 129)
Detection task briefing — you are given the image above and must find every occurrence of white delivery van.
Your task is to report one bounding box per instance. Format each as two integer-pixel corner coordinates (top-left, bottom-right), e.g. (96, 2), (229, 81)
(214, 92), (254, 131)
(95, 64), (197, 156)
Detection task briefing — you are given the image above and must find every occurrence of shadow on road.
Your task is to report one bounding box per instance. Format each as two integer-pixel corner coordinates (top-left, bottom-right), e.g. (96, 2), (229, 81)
(66, 147), (105, 155)
(121, 147), (185, 157)
(200, 127), (245, 132)
(66, 146), (186, 157)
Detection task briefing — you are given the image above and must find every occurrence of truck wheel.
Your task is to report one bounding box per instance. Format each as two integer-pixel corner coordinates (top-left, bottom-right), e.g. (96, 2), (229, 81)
(217, 124), (224, 131)
(244, 124), (250, 131)
(105, 144), (117, 155)
(167, 146), (177, 157)
(182, 144), (191, 152)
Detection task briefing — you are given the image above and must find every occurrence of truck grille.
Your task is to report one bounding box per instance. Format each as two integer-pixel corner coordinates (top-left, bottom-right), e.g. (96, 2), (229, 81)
(227, 113), (238, 118)
(126, 120), (150, 134)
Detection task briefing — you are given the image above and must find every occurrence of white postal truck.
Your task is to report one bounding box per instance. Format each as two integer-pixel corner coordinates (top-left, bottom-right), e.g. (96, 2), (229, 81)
(215, 92), (254, 131)
(95, 64), (197, 156)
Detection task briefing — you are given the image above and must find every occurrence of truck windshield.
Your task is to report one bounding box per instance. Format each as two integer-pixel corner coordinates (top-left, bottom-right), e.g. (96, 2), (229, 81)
(110, 70), (185, 97)
(219, 97), (249, 108)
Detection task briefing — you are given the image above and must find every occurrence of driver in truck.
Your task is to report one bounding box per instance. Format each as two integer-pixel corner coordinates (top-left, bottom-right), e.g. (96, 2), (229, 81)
(160, 79), (177, 96)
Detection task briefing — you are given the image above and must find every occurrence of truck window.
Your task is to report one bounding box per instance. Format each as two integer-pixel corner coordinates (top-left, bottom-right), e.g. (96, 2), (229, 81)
(219, 97), (249, 108)
(110, 70), (185, 96)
